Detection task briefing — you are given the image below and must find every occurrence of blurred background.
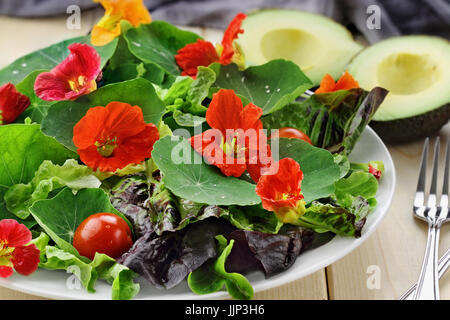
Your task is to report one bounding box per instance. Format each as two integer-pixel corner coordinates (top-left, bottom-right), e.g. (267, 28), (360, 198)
(0, 0), (449, 43)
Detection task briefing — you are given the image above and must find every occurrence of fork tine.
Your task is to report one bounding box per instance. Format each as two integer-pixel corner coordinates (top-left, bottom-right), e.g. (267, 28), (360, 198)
(443, 141), (449, 196)
(416, 138), (429, 192)
(415, 138), (429, 208)
(429, 137), (440, 197)
(441, 140), (449, 210)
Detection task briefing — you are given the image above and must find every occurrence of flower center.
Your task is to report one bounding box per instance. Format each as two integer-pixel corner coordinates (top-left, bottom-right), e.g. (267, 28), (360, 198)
(220, 134), (246, 158)
(69, 75), (87, 93)
(0, 241), (14, 267)
(97, 13), (122, 31)
(95, 136), (118, 158)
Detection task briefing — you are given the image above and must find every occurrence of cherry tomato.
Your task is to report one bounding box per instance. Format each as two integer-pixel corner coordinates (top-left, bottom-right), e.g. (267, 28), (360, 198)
(73, 213), (133, 260)
(270, 127), (312, 144)
(368, 164), (382, 180)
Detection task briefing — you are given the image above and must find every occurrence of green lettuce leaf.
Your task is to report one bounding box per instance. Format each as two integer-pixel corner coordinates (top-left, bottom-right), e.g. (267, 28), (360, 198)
(333, 171), (379, 211)
(172, 110), (206, 127)
(298, 201), (365, 237)
(158, 76), (193, 105)
(0, 124), (76, 222)
(210, 59), (313, 114)
(4, 159), (101, 219)
(350, 160), (385, 176)
(0, 35), (118, 85)
(187, 235), (253, 300)
(31, 232), (139, 300)
(297, 169), (379, 237)
(159, 67), (215, 127)
(151, 136), (261, 206)
(262, 87), (389, 155)
(0, 202), (36, 229)
(333, 154), (350, 179)
(41, 78), (166, 152)
(186, 66), (216, 113)
(225, 205), (283, 234)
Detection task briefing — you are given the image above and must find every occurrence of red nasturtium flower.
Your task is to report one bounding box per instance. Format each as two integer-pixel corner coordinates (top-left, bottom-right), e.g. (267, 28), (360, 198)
(255, 158), (306, 224)
(0, 83), (30, 125)
(34, 43), (101, 101)
(0, 219), (40, 278)
(315, 71), (360, 94)
(73, 101), (159, 172)
(189, 89), (272, 181)
(175, 13), (247, 77)
(91, 0), (152, 46)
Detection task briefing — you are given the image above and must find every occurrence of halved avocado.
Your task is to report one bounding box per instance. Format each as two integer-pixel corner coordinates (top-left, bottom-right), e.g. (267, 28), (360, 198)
(348, 36), (450, 143)
(236, 9), (363, 85)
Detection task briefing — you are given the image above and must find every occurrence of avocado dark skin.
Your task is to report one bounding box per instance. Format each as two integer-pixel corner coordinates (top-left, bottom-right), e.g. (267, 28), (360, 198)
(369, 103), (450, 144)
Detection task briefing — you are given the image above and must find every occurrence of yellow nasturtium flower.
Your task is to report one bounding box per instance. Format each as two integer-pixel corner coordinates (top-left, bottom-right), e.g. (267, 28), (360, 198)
(91, 0), (151, 46)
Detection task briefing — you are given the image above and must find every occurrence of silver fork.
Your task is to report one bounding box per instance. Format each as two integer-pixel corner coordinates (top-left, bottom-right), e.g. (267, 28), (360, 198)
(400, 139), (449, 299)
(412, 137), (449, 300)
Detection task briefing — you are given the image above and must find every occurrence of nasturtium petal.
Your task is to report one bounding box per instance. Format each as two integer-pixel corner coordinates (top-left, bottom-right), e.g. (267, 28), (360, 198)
(175, 39), (219, 77)
(0, 83), (30, 125)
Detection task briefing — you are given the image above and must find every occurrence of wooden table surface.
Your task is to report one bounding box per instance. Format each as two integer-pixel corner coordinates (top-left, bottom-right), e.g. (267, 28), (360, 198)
(0, 8), (449, 300)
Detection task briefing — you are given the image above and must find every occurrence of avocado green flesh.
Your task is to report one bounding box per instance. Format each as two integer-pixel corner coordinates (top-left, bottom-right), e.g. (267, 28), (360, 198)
(237, 9), (363, 85)
(348, 36), (450, 122)
(376, 53), (441, 95)
(260, 28), (324, 70)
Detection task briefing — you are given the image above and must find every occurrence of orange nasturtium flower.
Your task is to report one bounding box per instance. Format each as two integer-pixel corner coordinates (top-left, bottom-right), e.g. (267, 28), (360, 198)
(175, 13), (247, 78)
(315, 71), (360, 94)
(255, 158), (306, 224)
(73, 101), (159, 172)
(189, 89), (273, 181)
(91, 0), (152, 46)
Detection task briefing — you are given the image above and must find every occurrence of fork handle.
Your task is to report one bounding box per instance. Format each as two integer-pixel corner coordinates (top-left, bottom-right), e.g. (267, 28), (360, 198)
(414, 222), (441, 300)
(400, 248), (450, 300)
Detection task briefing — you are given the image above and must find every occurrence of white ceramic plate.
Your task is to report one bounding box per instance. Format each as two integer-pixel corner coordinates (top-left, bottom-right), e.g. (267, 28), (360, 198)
(0, 126), (396, 300)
